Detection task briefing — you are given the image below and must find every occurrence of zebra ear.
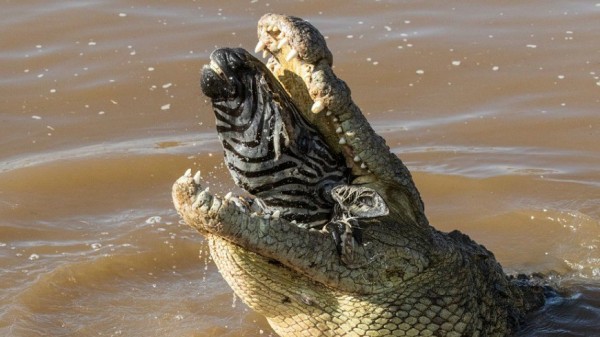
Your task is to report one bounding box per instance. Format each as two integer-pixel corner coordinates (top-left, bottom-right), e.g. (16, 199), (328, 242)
(331, 185), (389, 218)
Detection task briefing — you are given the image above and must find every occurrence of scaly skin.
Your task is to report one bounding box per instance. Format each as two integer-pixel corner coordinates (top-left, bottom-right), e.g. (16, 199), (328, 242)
(173, 14), (546, 336)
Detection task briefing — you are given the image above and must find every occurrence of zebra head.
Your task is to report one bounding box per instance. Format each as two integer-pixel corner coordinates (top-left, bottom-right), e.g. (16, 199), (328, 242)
(201, 48), (348, 227)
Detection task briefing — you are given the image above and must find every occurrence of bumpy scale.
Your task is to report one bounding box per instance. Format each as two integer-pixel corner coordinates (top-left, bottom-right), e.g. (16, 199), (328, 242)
(173, 13), (548, 337)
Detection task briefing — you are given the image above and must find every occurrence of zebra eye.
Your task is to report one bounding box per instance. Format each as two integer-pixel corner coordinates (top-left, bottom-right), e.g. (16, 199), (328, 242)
(297, 133), (310, 154)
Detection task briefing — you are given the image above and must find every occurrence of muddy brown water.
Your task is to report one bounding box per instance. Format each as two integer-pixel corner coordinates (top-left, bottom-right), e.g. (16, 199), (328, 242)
(1, 1), (599, 336)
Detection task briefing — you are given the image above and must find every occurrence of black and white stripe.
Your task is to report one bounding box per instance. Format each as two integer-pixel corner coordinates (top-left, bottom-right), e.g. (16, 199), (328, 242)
(209, 52), (346, 227)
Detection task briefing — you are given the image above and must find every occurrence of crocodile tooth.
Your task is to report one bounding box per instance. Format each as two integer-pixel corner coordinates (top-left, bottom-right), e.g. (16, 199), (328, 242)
(204, 187), (210, 192)
(251, 212), (258, 218)
(277, 32), (285, 39)
(338, 137), (347, 145)
(184, 168), (192, 177)
(335, 126), (343, 134)
(345, 131), (355, 137)
(262, 50), (269, 58)
(254, 40), (266, 53)
(361, 162), (368, 169)
(311, 100), (324, 114)
(291, 220), (297, 224)
(194, 186), (212, 207)
(272, 210), (281, 219)
(263, 214), (271, 220)
(193, 171), (201, 185)
(353, 155), (361, 162)
(332, 117), (339, 122)
(192, 191), (204, 208)
(224, 192), (232, 200)
(277, 37), (288, 50)
(285, 48), (298, 61)
(326, 111), (332, 116)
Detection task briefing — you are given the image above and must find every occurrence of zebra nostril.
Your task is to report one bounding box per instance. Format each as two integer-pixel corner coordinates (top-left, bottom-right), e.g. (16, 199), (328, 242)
(227, 56), (242, 71)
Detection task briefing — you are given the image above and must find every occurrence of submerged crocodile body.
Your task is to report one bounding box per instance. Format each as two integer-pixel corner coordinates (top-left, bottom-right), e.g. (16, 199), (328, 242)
(173, 14), (548, 336)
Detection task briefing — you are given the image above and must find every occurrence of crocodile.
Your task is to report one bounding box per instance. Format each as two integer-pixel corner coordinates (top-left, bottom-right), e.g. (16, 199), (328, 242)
(173, 14), (548, 336)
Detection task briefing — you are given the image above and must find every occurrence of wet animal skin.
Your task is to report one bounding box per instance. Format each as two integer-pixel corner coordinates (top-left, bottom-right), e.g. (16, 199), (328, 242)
(173, 13), (549, 337)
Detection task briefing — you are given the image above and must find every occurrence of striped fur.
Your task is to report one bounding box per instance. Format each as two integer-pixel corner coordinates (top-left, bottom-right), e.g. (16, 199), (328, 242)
(203, 48), (347, 227)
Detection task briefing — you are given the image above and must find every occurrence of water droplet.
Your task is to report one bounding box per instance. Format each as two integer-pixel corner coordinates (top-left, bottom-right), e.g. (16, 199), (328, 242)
(146, 216), (162, 224)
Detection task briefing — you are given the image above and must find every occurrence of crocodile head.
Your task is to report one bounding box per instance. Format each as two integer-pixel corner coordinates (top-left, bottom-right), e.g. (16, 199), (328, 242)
(173, 13), (546, 337)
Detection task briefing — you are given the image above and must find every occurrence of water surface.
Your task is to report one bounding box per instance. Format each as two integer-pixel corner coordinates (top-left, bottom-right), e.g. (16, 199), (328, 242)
(1, 1), (599, 336)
